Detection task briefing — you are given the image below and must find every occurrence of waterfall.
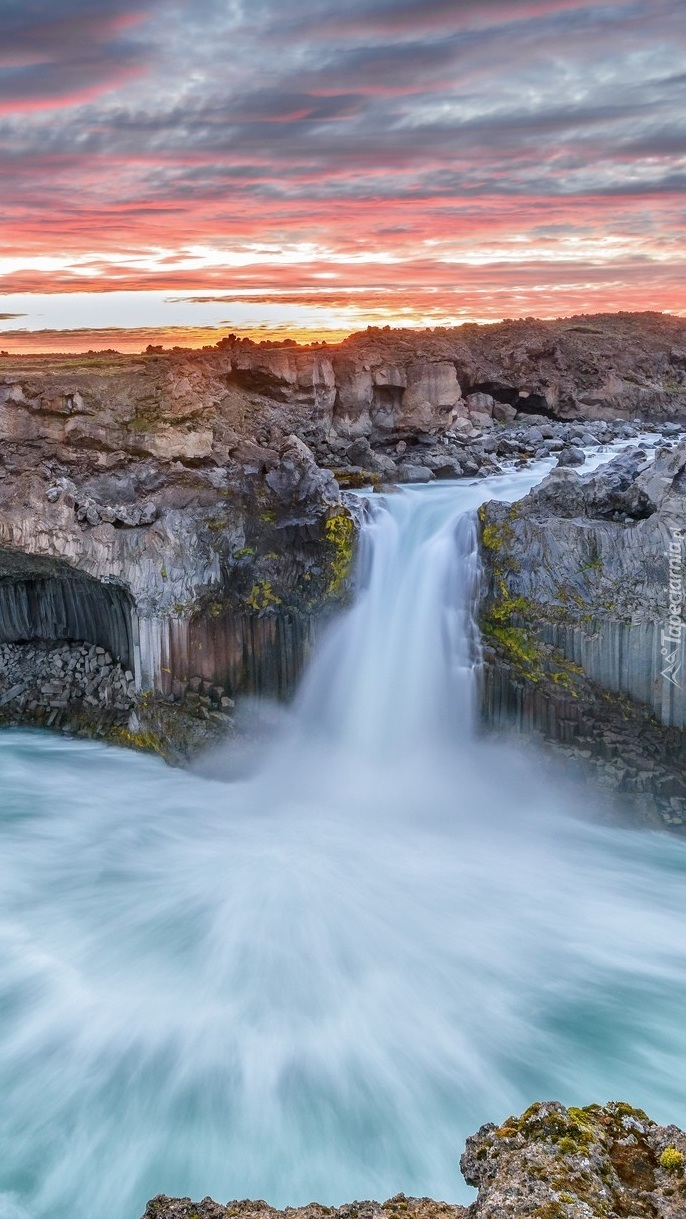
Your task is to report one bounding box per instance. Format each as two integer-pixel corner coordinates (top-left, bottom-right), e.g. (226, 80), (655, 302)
(295, 489), (482, 754)
(2, 451), (686, 1219)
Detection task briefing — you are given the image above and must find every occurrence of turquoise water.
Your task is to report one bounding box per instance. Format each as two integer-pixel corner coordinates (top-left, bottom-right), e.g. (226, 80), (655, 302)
(1, 460), (686, 1219)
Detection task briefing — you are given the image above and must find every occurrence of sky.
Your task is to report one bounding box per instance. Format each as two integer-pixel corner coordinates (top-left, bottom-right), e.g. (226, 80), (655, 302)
(0, 0), (684, 351)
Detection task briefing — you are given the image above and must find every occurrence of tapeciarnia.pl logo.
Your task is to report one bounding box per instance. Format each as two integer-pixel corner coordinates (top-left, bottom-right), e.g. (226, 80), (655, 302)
(661, 524), (684, 688)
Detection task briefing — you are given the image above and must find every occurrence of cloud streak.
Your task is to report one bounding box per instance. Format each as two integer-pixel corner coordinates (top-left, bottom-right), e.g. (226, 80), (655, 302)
(0, 1), (159, 110)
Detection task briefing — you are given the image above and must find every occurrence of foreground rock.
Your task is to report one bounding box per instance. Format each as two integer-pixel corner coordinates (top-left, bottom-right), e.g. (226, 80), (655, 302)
(143, 1101), (686, 1219)
(462, 1100), (686, 1218)
(479, 440), (686, 826)
(143, 1197), (466, 1219)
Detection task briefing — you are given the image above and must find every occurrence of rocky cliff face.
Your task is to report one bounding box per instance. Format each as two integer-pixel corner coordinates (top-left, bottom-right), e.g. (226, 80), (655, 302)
(479, 441), (686, 827)
(2, 311), (685, 464)
(0, 366), (361, 757)
(1, 311), (685, 758)
(142, 1101), (686, 1219)
(222, 311), (686, 441)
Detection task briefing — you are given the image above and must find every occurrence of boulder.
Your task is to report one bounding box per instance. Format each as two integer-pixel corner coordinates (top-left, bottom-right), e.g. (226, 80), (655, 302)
(461, 1100), (686, 1219)
(465, 392), (495, 414)
(396, 463), (434, 483)
(423, 454), (463, 478)
(468, 410), (495, 430)
(492, 401), (517, 424)
(556, 445), (586, 467)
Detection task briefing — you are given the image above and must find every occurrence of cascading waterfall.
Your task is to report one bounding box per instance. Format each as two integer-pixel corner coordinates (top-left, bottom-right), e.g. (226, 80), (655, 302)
(294, 490), (482, 753)
(1, 455), (686, 1219)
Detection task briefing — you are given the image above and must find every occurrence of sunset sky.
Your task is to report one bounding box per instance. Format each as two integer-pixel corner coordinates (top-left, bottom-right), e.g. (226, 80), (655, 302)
(1, 0), (684, 350)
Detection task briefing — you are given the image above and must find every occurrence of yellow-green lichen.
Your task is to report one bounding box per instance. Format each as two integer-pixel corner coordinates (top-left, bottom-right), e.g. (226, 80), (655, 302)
(109, 726), (166, 757)
(246, 580), (282, 611)
(478, 502), (520, 554)
(324, 510), (355, 596)
(126, 407), (170, 433)
(660, 1147), (685, 1173)
(330, 467), (381, 491)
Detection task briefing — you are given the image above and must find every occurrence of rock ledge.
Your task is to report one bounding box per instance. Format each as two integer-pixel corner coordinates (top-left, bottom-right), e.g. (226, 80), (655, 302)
(142, 1101), (686, 1219)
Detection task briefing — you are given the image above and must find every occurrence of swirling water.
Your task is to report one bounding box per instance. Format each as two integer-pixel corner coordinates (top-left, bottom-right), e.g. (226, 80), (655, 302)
(2, 454), (686, 1219)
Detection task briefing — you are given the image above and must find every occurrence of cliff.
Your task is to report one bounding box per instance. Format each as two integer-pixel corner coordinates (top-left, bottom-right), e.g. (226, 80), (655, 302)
(1, 311), (685, 758)
(479, 441), (686, 827)
(2, 310), (685, 464)
(0, 398), (360, 758)
(143, 1100), (686, 1219)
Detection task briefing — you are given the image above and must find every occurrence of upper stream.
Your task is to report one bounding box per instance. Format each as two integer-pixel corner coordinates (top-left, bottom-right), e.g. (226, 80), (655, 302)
(2, 446), (686, 1219)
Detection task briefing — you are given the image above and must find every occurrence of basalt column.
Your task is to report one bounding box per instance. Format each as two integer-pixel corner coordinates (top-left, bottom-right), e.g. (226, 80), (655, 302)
(0, 554), (134, 670)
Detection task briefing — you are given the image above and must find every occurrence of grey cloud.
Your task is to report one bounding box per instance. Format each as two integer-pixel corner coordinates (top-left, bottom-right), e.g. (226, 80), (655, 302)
(0, 0), (683, 209)
(0, 0), (161, 104)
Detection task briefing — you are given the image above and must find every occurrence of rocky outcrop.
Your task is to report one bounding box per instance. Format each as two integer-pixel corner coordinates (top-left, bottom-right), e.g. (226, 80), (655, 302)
(142, 1197), (466, 1219)
(461, 1100), (686, 1218)
(221, 312), (686, 440)
(142, 1101), (686, 1219)
(0, 400), (360, 756)
(479, 441), (686, 825)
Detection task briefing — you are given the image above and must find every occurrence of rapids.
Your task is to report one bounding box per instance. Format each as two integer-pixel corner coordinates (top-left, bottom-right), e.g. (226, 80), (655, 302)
(1, 445), (686, 1219)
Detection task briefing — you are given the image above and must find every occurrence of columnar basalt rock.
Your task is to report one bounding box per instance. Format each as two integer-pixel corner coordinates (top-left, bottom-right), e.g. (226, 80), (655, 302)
(0, 410), (360, 757)
(478, 441), (686, 824)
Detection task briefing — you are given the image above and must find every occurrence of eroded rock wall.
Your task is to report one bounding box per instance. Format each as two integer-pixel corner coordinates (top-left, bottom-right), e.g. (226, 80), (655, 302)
(478, 441), (686, 823)
(0, 418), (361, 758)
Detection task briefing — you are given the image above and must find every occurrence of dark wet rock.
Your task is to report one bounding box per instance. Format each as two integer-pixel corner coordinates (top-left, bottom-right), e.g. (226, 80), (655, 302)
(525, 426), (545, 447)
(492, 401), (517, 424)
(424, 456), (463, 479)
(396, 463), (434, 483)
(0, 638), (241, 761)
(556, 444), (586, 466)
(346, 437), (398, 478)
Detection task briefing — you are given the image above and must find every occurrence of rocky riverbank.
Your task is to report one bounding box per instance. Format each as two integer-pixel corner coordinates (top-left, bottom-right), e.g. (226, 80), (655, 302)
(1, 311), (686, 765)
(142, 1100), (686, 1219)
(0, 638), (241, 762)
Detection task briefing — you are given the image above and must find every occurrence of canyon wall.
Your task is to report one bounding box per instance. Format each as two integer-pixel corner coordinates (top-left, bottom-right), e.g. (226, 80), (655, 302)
(1, 311), (685, 758)
(479, 442), (686, 825)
